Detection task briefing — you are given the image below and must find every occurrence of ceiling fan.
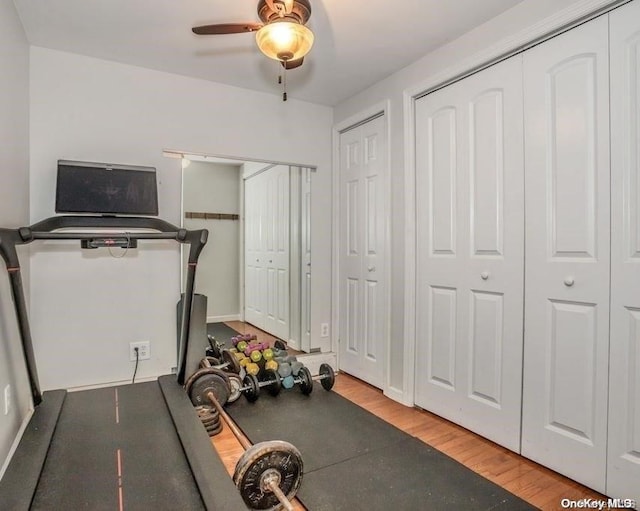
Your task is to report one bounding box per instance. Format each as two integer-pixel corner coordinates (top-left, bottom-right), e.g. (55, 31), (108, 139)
(192, 0), (314, 71)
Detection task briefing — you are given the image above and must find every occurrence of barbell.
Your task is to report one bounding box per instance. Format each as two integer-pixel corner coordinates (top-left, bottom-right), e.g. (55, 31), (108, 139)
(185, 368), (303, 510)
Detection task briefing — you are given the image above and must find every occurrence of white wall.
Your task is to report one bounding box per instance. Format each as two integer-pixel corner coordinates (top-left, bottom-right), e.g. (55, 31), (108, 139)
(333, 0), (608, 398)
(183, 161), (241, 321)
(29, 47), (333, 390)
(0, 0), (32, 478)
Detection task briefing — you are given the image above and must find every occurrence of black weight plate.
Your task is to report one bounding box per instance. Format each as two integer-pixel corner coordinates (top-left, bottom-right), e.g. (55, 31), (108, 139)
(319, 363), (336, 391)
(234, 440), (303, 510)
(207, 334), (222, 359)
(199, 356), (220, 368)
(263, 369), (282, 397)
(243, 373), (260, 402)
(227, 374), (243, 403)
(184, 367), (231, 397)
(206, 420), (223, 437)
(189, 373), (230, 407)
(222, 349), (241, 374)
(299, 366), (313, 395)
(201, 413), (221, 426)
(196, 406), (220, 422)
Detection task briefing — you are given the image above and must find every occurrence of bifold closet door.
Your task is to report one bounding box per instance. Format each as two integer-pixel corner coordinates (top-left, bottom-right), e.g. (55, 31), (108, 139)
(414, 56), (524, 452)
(608, 0), (640, 503)
(521, 15), (610, 492)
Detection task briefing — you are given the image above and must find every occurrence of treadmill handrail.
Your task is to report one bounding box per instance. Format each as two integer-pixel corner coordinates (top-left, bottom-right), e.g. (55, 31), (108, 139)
(0, 215), (208, 406)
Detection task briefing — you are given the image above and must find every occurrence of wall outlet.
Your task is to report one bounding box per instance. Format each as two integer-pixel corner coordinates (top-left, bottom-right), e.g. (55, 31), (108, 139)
(320, 323), (330, 337)
(130, 341), (151, 361)
(4, 384), (10, 415)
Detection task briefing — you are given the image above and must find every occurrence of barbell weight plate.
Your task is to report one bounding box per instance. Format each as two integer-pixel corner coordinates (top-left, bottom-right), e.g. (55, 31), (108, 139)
(189, 372), (230, 407)
(199, 356), (220, 369)
(233, 440), (303, 511)
(263, 369), (282, 397)
(185, 367), (231, 396)
(319, 363), (336, 391)
(222, 349), (241, 374)
(299, 366), (313, 395)
(206, 420), (223, 437)
(243, 373), (260, 402)
(227, 374), (243, 403)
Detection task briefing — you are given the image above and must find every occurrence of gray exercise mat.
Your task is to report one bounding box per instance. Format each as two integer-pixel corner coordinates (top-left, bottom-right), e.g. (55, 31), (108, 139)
(226, 383), (536, 510)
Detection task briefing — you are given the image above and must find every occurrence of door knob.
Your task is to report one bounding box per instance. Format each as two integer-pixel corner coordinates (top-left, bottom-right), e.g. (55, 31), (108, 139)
(269, 260), (273, 263)
(480, 271), (489, 280)
(564, 277), (575, 287)
(367, 266), (376, 272)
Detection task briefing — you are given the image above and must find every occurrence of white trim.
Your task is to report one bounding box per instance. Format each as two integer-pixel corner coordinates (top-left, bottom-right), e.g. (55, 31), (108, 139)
(401, 87), (418, 408)
(401, 0), (627, 408)
(207, 314), (241, 323)
(331, 100), (392, 396)
(0, 407), (35, 481)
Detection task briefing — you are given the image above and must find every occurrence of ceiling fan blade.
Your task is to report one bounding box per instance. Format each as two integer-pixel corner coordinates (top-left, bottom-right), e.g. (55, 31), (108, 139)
(192, 23), (263, 35)
(281, 57), (304, 70)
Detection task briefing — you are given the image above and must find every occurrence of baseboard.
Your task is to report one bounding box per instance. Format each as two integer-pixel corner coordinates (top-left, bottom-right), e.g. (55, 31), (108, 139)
(66, 374), (161, 393)
(207, 314), (240, 323)
(0, 407), (35, 481)
(297, 352), (338, 376)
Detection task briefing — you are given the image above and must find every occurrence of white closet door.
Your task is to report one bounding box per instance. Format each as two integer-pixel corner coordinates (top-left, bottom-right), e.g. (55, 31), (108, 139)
(414, 56), (524, 451)
(609, 1), (640, 503)
(261, 166), (290, 340)
(521, 16), (610, 492)
(244, 175), (265, 327)
(244, 166), (290, 340)
(338, 114), (388, 388)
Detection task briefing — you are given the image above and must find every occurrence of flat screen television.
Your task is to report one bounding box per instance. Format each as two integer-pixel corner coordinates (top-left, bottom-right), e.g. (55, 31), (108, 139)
(55, 160), (159, 216)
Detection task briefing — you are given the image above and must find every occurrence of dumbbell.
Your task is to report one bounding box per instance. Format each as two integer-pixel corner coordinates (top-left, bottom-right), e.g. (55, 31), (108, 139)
(263, 363), (336, 395)
(184, 368), (303, 511)
(232, 370), (282, 402)
(199, 349), (241, 374)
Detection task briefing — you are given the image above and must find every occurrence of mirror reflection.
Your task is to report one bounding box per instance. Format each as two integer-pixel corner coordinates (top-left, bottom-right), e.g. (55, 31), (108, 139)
(180, 154), (313, 353)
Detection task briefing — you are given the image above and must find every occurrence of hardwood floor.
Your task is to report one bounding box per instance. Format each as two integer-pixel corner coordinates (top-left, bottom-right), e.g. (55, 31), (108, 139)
(211, 373), (607, 510)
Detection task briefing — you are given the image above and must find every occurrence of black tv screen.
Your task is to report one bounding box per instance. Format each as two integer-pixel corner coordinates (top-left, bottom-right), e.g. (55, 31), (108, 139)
(55, 160), (158, 216)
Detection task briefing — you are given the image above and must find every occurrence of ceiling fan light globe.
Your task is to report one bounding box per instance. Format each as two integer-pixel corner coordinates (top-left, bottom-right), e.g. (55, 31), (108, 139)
(256, 21), (314, 62)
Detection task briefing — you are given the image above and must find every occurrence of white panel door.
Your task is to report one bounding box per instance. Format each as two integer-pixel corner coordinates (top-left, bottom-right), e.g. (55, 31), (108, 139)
(244, 166), (290, 340)
(244, 174), (265, 327)
(338, 115), (388, 388)
(262, 165), (290, 340)
(609, 1), (640, 503)
(521, 16), (610, 492)
(414, 56), (525, 451)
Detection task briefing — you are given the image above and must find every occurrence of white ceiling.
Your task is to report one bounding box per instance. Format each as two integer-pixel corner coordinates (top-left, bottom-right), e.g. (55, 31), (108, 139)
(13, 0), (525, 106)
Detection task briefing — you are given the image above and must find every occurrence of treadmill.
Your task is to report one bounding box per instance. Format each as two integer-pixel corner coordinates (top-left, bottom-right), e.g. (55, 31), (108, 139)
(0, 215), (247, 510)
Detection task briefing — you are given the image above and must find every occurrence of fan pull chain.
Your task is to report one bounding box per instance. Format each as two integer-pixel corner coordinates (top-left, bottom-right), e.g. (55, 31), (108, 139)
(283, 64), (288, 101)
(277, 62), (288, 101)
